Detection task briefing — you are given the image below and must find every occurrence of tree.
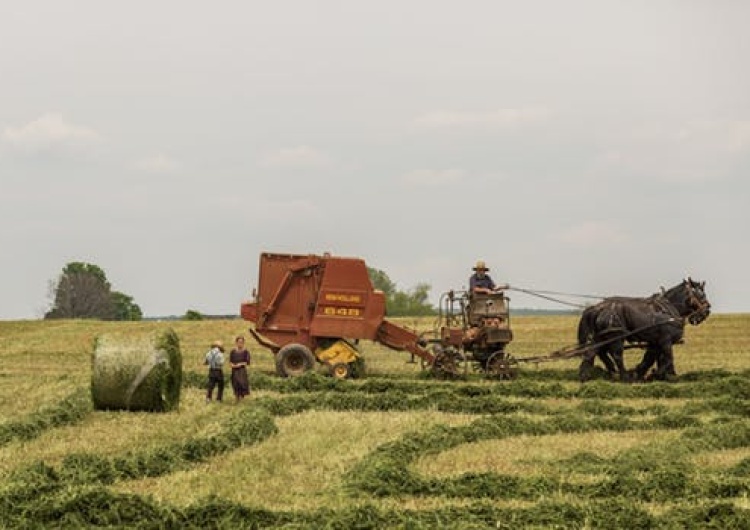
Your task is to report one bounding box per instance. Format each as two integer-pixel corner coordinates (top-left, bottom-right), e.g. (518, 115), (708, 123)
(389, 282), (435, 316)
(183, 309), (203, 321)
(45, 262), (142, 320)
(46, 262), (114, 319)
(111, 291), (143, 321)
(367, 267), (435, 317)
(368, 267), (397, 298)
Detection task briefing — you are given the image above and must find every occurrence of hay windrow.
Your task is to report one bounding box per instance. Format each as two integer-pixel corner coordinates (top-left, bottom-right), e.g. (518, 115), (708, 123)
(0, 389), (91, 447)
(2, 394), (750, 527)
(91, 329), (182, 412)
(345, 412), (750, 501)
(242, 387), (712, 422)
(0, 407), (279, 528)
(10, 406), (279, 487)
(183, 370), (750, 402)
(5, 488), (749, 529)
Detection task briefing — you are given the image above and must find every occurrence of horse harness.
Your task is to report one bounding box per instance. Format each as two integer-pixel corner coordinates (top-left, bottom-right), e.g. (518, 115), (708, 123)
(646, 296), (682, 328)
(593, 295), (682, 344)
(596, 300), (627, 335)
(683, 281), (711, 325)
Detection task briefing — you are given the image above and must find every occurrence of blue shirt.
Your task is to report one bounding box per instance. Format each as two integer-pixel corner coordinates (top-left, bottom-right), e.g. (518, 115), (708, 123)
(470, 272), (495, 291)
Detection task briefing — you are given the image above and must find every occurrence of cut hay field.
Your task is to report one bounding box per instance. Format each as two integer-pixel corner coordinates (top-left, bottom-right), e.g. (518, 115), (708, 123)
(1, 314), (750, 529)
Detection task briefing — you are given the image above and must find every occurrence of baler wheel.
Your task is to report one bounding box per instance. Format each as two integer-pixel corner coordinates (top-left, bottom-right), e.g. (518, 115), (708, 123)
(330, 362), (351, 380)
(276, 344), (315, 377)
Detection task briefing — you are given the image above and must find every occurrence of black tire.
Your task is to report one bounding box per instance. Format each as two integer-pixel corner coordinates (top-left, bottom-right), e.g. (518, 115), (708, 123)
(276, 344), (315, 377)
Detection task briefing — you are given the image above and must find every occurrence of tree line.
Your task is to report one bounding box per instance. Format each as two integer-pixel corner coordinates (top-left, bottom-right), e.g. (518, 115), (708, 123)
(367, 267), (435, 317)
(44, 262), (436, 321)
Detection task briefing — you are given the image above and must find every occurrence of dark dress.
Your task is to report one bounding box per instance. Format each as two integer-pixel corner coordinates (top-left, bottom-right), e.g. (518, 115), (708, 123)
(230, 348), (250, 397)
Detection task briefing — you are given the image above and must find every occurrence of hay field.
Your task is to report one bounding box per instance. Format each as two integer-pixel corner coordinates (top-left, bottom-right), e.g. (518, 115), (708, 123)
(1, 314), (750, 528)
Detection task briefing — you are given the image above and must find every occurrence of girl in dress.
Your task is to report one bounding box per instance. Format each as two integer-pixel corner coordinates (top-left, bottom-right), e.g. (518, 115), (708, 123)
(229, 335), (250, 402)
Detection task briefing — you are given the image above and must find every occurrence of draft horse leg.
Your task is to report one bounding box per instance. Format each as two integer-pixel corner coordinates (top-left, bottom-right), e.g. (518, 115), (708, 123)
(654, 341), (677, 381)
(609, 340), (628, 382)
(579, 348), (598, 383)
(596, 349), (618, 380)
(633, 346), (659, 381)
(633, 342), (677, 382)
(580, 340), (619, 382)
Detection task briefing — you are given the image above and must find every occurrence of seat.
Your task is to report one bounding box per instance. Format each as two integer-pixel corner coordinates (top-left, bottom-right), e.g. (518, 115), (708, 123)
(468, 292), (509, 326)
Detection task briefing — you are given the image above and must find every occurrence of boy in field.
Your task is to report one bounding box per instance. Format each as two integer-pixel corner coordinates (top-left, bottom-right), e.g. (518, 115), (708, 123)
(204, 340), (225, 403)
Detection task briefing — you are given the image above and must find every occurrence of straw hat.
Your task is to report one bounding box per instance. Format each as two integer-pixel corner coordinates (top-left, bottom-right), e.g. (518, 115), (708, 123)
(211, 340), (224, 350)
(473, 260), (489, 271)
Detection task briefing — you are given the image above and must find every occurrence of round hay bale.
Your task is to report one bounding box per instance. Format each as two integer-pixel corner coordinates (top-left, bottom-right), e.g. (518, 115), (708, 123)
(91, 329), (182, 412)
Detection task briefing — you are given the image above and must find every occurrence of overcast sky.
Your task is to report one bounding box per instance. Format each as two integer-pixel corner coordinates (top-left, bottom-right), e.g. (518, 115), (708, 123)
(1, 1), (748, 319)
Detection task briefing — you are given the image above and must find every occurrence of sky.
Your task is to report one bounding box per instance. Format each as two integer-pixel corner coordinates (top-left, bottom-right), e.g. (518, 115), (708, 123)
(1, 1), (748, 319)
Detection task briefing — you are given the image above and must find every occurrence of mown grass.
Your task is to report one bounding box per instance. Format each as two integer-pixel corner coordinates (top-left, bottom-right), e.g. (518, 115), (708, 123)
(0, 313), (748, 528)
(114, 409), (475, 511)
(414, 429), (680, 478)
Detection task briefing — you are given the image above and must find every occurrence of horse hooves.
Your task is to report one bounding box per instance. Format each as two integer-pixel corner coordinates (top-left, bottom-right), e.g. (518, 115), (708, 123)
(647, 371), (678, 383)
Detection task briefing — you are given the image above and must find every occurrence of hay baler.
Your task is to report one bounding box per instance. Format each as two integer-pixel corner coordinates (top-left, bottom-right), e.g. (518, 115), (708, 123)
(240, 252), (435, 378)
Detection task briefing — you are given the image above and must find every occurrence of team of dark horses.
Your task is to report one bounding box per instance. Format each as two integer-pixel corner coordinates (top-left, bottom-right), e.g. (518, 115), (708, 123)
(576, 278), (711, 382)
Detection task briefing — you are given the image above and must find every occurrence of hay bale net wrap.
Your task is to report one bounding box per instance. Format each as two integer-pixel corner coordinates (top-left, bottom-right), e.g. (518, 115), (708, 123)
(91, 329), (182, 412)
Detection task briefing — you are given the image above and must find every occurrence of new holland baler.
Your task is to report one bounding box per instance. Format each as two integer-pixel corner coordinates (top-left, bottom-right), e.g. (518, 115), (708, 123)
(240, 252), (434, 378)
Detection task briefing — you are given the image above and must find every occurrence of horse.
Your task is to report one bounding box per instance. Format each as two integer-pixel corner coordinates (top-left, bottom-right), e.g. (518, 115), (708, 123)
(577, 278), (710, 382)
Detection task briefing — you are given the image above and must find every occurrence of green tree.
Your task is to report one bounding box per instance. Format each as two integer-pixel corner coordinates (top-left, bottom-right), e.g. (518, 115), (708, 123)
(367, 267), (397, 297)
(183, 309), (203, 321)
(45, 262), (142, 320)
(389, 282), (435, 316)
(111, 291), (143, 321)
(367, 267), (435, 317)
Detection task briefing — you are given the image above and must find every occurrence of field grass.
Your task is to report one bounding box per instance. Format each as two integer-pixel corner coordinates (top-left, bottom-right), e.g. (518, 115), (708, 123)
(0, 314), (749, 528)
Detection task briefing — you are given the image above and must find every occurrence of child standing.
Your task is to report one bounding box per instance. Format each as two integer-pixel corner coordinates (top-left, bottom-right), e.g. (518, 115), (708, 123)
(204, 340), (225, 402)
